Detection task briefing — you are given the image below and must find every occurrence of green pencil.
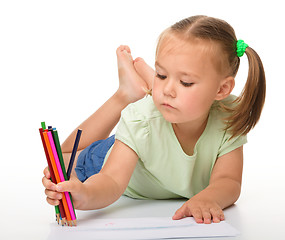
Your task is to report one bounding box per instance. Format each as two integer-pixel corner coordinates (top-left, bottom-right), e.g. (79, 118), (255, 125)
(52, 129), (68, 180)
(41, 121), (46, 130)
(55, 205), (60, 224)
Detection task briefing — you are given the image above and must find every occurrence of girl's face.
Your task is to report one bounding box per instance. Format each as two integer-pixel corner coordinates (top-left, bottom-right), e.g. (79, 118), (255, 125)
(152, 36), (225, 125)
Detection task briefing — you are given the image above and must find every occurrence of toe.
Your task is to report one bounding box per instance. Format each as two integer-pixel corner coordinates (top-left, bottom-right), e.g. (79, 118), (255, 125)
(117, 45), (131, 54)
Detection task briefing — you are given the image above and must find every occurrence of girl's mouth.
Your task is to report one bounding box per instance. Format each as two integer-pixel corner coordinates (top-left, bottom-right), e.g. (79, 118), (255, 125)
(162, 103), (175, 109)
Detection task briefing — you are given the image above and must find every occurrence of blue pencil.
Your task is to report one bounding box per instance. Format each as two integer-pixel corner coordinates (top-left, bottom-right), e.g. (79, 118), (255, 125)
(67, 129), (82, 179)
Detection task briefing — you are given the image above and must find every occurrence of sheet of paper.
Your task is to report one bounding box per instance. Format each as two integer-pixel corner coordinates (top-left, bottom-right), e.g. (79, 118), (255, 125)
(48, 217), (239, 240)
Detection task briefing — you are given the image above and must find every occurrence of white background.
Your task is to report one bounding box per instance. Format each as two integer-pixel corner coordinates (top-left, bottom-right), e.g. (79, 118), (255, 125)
(0, 0), (284, 239)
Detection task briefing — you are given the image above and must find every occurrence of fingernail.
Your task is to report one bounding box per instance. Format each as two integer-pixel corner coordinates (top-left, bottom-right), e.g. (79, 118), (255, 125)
(56, 185), (62, 191)
(197, 219), (203, 224)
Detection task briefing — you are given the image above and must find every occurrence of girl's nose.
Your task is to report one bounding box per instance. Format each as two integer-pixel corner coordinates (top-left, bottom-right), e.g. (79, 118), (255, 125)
(163, 79), (176, 98)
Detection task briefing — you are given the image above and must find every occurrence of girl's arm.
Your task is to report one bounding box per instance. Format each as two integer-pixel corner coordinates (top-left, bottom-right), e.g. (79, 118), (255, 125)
(44, 139), (138, 210)
(61, 91), (130, 153)
(172, 146), (243, 223)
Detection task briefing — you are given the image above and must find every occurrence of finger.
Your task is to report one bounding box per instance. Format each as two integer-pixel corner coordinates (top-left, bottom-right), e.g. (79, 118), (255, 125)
(221, 212), (225, 221)
(201, 209), (212, 224)
(55, 178), (80, 193)
(46, 197), (60, 206)
(42, 176), (56, 191)
(191, 208), (203, 224)
(45, 189), (63, 200)
(210, 207), (223, 223)
(172, 205), (188, 220)
(43, 166), (50, 179)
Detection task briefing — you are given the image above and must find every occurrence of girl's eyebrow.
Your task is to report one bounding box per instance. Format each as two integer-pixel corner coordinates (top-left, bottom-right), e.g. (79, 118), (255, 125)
(179, 71), (200, 80)
(155, 61), (164, 70)
(155, 61), (200, 79)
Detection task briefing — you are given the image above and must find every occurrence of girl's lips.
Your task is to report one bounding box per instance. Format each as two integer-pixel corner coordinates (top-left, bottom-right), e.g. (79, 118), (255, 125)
(162, 103), (175, 109)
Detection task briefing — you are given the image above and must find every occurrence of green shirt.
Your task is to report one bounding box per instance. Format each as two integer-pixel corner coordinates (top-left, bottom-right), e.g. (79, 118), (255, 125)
(108, 95), (247, 199)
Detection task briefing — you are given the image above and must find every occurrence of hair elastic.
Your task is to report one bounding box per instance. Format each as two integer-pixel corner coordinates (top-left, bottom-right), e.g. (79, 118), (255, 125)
(236, 40), (248, 57)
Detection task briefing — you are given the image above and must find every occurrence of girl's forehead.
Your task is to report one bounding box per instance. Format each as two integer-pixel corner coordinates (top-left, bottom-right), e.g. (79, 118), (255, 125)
(156, 37), (213, 64)
(157, 35), (214, 59)
(156, 34), (227, 75)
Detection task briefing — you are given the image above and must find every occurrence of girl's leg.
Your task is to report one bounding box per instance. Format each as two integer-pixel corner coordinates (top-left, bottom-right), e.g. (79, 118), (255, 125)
(134, 57), (155, 91)
(61, 45), (150, 173)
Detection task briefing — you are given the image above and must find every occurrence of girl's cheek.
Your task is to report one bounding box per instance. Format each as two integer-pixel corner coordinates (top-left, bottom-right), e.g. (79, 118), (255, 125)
(151, 90), (159, 107)
(182, 96), (201, 114)
(152, 85), (160, 102)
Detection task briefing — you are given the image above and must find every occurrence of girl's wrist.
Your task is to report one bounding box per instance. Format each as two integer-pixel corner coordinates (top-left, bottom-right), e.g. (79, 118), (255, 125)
(74, 182), (89, 210)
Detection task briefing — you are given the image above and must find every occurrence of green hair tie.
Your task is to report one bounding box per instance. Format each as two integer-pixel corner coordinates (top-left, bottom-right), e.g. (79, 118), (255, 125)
(236, 39), (248, 57)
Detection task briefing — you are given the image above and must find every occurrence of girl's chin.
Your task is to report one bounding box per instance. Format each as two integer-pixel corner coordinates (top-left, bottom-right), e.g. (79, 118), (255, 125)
(160, 113), (180, 123)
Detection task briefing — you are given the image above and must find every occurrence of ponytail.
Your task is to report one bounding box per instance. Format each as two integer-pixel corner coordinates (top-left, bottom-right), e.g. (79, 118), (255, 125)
(224, 47), (266, 138)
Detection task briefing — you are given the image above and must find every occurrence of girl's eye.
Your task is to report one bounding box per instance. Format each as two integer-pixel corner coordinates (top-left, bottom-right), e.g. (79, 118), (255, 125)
(180, 80), (194, 87)
(156, 73), (167, 80)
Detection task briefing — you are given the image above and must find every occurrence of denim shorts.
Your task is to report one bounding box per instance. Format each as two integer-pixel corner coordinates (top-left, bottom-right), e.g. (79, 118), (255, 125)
(75, 135), (115, 182)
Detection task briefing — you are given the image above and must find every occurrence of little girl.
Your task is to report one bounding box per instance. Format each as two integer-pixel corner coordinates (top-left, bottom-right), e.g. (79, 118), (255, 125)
(42, 15), (266, 224)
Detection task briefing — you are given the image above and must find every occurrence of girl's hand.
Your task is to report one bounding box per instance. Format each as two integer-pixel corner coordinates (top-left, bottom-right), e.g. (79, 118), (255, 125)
(42, 167), (85, 209)
(172, 195), (225, 224)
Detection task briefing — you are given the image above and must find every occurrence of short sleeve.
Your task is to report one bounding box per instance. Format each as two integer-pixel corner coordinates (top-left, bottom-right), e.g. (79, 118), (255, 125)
(218, 131), (247, 157)
(115, 103), (149, 159)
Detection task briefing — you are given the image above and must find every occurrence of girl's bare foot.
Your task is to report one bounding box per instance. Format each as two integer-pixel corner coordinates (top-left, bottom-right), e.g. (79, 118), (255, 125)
(116, 45), (150, 103)
(134, 57), (155, 95)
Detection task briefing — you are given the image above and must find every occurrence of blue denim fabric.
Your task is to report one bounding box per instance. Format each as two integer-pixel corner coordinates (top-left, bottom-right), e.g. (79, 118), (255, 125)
(75, 135), (115, 182)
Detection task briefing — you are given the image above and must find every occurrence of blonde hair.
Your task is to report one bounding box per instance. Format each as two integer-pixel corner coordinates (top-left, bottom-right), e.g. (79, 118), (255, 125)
(156, 15), (266, 138)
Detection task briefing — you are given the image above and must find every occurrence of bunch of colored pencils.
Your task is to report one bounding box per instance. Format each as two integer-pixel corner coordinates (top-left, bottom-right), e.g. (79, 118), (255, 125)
(39, 122), (82, 226)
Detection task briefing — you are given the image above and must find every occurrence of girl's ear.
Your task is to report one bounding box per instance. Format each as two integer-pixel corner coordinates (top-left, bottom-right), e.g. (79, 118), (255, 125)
(215, 76), (235, 101)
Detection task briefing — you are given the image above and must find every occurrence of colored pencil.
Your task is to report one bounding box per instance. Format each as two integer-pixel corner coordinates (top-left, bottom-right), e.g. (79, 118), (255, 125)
(42, 129), (68, 226)
(52, 129), (68, 180)
(40, 122), (78, 226)
(47, 131), (77, 226)
(45, 126), (67, 225)
(52, 129), (77, 219)
(42, 131), (73, 225)
(39, 127), (66, 225)
(67, 129), (82, 179)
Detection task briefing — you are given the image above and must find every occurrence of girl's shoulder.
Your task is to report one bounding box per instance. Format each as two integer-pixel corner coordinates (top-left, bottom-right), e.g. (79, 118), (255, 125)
(208, 95), (247, 156)
(116, 96), (164, 155)
(121, 96), (162, 122)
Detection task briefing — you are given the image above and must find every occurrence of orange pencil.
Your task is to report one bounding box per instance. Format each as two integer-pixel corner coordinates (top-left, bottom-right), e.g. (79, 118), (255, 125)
(42, 131), (72, 225)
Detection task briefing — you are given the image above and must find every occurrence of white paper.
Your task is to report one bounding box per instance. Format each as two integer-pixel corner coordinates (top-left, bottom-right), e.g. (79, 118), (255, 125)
(48, 217), (239, 240)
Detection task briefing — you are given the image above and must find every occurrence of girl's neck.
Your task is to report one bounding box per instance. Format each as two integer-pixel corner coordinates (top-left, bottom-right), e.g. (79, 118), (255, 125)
(172, 114), (209, 155)
(172, 114), (209, 139)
